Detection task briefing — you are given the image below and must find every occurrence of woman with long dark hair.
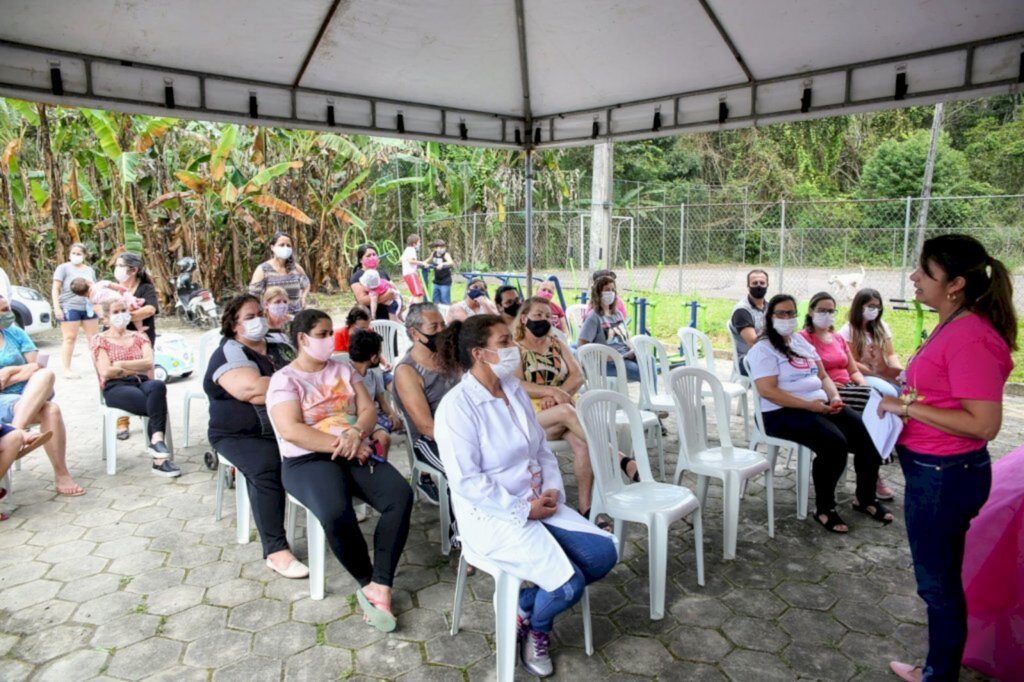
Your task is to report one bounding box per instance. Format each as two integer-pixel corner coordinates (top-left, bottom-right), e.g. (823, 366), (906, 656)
(577, 275), (640, 381)
(249, 232), (310, 314)
(879, 235), (1016, 682)
(350, 244), (396, 321)
(746, 294), (887, 533)
(840, 288), (903, 399)
(433, 315), (618, 678)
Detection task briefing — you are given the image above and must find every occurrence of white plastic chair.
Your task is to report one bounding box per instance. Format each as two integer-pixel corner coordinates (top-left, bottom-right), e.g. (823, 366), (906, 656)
(214, 453), (251, 545)
(564, 304), (587, 345)
(668, 367), (774, 560)
(577, 344), (665, 479)
(677, 327), (751, 443)
(100, 388), (174, 476)
(631, 335), (677, 414)
(450, 544), (593, 682)
(182, 328), (221, 447)
(370, 319), (410, 367)
(743, 358), (813, 520)
(398, 411), (453, 556)
(577, 389), (703, 619)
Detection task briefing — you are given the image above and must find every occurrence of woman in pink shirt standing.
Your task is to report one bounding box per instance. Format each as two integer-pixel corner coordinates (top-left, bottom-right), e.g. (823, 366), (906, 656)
(879, 235), (1016, 682)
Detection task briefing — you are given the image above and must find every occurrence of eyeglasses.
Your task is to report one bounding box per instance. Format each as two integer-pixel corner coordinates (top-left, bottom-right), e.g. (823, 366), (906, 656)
(865, 305), (882, 311)
(772, 311), (797, 319)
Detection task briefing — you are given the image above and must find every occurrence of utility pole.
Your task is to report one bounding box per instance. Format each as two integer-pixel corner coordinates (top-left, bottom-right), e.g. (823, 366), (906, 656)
(589, 141), (613, 269)
(912, 102), (944, 264)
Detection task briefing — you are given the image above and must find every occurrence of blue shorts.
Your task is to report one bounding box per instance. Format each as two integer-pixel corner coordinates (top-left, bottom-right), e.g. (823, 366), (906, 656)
(63, 308), (98, 322)
(0, 394), (21, 423)
(0, 423), (13, 439)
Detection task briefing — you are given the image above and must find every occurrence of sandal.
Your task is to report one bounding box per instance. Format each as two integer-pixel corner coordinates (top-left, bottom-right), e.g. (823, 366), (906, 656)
(581, 508), (613, 533)
(853, 499), (894, 524)
(889, 661), (923, 682)
(356, 589), (397, 633)
(620, 456), (641, 483)
(815, 509), (849, 534)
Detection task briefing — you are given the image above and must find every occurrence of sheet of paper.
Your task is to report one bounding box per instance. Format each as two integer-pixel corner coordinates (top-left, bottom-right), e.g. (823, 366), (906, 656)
(863, 390), (903, 458)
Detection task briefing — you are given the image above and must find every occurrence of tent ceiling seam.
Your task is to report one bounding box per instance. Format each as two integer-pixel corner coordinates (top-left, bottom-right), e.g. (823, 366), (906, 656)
(293, 0), (343, 89)
(514, 0), (533, 141)
(698, 0), (755, 83)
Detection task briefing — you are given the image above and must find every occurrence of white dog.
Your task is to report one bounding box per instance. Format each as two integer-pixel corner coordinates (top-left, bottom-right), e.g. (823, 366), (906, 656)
(828, 266), (865, 300)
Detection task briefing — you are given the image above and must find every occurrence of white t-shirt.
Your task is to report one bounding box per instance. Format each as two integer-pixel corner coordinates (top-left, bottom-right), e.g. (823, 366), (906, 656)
(400, 246), (419, 276)
(746, 335), (826, 413)
(838, 321), (892, 352)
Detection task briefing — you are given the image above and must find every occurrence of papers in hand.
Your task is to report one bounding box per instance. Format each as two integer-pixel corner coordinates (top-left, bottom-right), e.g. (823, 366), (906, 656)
(864, 390), (902, 459)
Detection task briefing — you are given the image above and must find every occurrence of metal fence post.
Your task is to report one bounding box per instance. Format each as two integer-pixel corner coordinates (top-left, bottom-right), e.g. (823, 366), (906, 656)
(900, 196), (912, 299)
(778, 199), (786, 292)
(471, 213), (478, 268)
(677, 203), (685, 293)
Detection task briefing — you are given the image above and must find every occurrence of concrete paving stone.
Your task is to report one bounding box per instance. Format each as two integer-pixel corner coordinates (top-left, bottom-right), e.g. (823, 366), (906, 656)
(818, 548), (875, 575)
(83, 522), (140, 543)
(720, 614), (791, 653)
(183, 560), (241, 587)
(396, 665), (468, 681)
(777, 607), (849, 646)
(228, 597), (289, 631)
(110, 495), (160, 512)
(858, 542), (913, 571)
(46, 554), (111, 582)
(720, 648), (795, 682)
(892, 622), (928, 653)
(395, 565), (442, 593)
(105, 637), (184, 681)
(3, 599), (77, 636)
(720, 587), (788, 619)
(611, 602), (680, 637)
(18, 510), (76, 532)
(264, 575), (312, 603)
(182, 630), (253, 668)
(665, 624), (735, 663)
(33, 648), (109, 682)
(14, 623), (93, 664)
(0, 560), (49, 589)
(211, 654), (282, 682)
(120, 505), (171, 525)
(69, 508), (125, 529)
(442, 598), (494, 635)
(166, 544), (222, 569)
(0, 528), (33, 550)
(770, 555), (830, 583)
(720, 562), (785, 590)
(291, 592), (355, 624)
(390, 607), (449, 640)
(205, 577), (265, 607)
(91, 613), (161, 648)
(25, 523), (86, 547)
(425, 630), (490, 667)
(839, 632), (914, 673)
(0, 633), (17, 656)
(604, 634), (677, 676)
(553, 611), (620, 652)
(146, 584), (207, 616)
(580, 580), (627, 615)
(147, 531), (204, 554)
(3, 579), (61, 612)
(36, 539), (98, 564)
(123, 567), (186, 594)
(772, 580), (838, 611)
(668, 593), (734, 628)
(0, 542), (44, 569)
(252, 621), (318, 659)
(162, 604), (229, 642)
(73, 590), (142, 625)
(0, 657), (33, 682)
(55, 573), (122, 604)
(139, 665), (210, 682)
(284, 644), (354, 682)
(878, 593), (928, 625)
(133, 517), (187, 538)
(93, 535), (152, 560)
(324, 613), (387, 649)
(465, 654), (547, 681)
(822, 573), (889, 605)
(783, 642), (858, 681)
(833, 598), (900, 636)
(107, 549), (168, 576)
(355, 637), (425, 678)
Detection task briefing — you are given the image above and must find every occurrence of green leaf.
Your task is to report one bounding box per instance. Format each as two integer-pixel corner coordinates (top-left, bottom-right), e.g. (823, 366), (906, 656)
(328, 169), (371, 209)
(29, 178), (48, 208)
(245, 161), (302, 192)
(116, 152), (142, 185)
(82, 109), (123, 162)
(368, 175), (426, 195)
(210, 125), (238, 182)
(7, 99), (40, 126)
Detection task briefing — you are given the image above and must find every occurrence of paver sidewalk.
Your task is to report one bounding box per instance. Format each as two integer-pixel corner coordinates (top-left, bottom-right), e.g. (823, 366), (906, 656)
(2, 322), (1018, 681)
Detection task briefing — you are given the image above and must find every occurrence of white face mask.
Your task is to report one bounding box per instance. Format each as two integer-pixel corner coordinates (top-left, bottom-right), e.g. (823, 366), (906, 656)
(812, 312), (836, 329)
(773, 318), (798, 337)
(69, 254), (85, 265)
(273, 246), (293, 260)
(600, 291), (616, 307)
(863, 306), (881, 321)
(110, 312), (132, 329)
(485, 346), (521, 381)
(268, 302), (289, 319)
(113, 266), (130, 283)
(240, 316), (269, 341)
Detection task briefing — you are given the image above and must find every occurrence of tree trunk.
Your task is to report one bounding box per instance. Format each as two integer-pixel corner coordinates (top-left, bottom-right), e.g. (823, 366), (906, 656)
(36, 103), (69, 262)
(912, 102), (944, 264)
(0, 171), (31, 281)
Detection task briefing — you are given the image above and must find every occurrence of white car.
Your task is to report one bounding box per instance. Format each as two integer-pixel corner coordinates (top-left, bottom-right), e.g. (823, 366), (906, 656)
(10, 285), (55, 336)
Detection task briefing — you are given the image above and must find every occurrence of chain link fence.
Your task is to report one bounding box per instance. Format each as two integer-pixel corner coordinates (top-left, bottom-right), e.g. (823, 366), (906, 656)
(363, 195), (1024, 306)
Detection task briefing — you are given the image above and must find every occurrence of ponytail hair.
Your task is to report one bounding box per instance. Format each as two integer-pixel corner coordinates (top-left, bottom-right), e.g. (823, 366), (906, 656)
(435, 314), (505, 377)
(920, 234), (1017, 351)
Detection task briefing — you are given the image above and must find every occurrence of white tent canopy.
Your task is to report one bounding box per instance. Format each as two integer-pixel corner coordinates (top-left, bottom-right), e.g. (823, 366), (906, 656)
(1, 0), (1022, 149)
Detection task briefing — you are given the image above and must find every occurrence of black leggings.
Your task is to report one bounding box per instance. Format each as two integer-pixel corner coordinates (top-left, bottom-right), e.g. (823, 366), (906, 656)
(104, 379), (168, 440)
(281, 453), (413, 588)
(762, 406), (881, 514)
(212, 435), (289, 558)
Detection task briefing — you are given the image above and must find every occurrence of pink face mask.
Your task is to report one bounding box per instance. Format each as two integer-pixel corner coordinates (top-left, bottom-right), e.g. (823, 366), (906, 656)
(361, 255), (379, 269)
(303, 335), (335, 362)
(536, 290), (554, 301)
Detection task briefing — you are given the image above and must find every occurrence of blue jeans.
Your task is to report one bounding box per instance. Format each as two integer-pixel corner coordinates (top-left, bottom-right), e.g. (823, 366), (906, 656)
(898, 445), (991, 681)
(605, 359), (641, 382)
(432, 284), (452, 305)
(518, 524), (617, 633)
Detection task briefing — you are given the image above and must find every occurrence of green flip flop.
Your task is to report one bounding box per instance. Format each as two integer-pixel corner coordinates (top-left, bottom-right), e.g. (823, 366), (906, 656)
(356, 589), (397, 633)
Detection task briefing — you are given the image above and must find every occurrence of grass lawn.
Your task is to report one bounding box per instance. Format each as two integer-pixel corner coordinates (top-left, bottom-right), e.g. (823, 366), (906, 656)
(311, 281), (1024, 384)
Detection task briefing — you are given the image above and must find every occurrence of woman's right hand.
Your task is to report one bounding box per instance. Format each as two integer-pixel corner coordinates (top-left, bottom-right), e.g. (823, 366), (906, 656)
(528, 495), (558, 520)
(332, 429), (363, 460)
(548, 387), (573, 405)
(54, 307), (64, 322)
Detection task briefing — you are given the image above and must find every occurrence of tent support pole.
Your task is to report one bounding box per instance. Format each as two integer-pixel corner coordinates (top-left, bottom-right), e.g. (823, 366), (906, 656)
(525, 150), (534, 298)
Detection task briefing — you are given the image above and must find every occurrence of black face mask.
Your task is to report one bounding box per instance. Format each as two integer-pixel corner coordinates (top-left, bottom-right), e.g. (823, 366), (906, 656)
(749, 286), (768, 300)
(525, 318), (551, 337)
(418, 331), (438, 353)
(503, 302), (521, 317)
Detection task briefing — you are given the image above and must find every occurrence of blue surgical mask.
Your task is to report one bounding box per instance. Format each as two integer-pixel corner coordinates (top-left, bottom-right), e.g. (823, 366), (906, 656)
(0, 312), (15, 329)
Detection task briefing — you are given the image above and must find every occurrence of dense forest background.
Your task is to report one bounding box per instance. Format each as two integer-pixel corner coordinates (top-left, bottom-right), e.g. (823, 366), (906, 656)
(0, 94), (1020, 303)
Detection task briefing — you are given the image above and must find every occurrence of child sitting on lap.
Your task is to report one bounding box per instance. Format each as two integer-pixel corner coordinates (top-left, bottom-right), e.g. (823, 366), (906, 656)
(347, 329), (402, 459)
(358, 270), (403, 321)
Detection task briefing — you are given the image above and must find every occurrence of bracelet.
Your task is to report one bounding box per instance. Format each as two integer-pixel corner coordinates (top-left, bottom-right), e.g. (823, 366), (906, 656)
(901, 402), (910, 420)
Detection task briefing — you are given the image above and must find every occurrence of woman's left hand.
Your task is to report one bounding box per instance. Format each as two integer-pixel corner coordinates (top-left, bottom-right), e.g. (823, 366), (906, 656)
(332, 429), (363, 460)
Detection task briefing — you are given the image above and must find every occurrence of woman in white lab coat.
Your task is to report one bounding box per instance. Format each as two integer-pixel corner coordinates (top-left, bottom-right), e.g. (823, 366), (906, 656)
(434, 315), (618, 679)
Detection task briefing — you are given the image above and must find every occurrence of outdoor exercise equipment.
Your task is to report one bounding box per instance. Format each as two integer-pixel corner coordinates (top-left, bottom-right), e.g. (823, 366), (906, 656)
(890, 298), (937, 347)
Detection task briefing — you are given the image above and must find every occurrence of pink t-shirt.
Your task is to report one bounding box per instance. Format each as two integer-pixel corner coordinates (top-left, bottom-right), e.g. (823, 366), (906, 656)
(899, 314), (1013, 456)
(266, 360), (364, 458)
(799, 330), (852, 386)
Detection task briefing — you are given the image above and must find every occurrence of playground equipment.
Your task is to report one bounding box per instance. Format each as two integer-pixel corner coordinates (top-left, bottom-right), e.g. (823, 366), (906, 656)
(889, 298), (937, 347)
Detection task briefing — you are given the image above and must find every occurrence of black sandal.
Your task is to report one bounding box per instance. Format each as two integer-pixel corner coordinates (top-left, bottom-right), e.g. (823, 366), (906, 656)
(815, 509), (849, 534)
(853, 499), (894, 524)
(620, 456), (641, 482)
(581, 508), (613, 532)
